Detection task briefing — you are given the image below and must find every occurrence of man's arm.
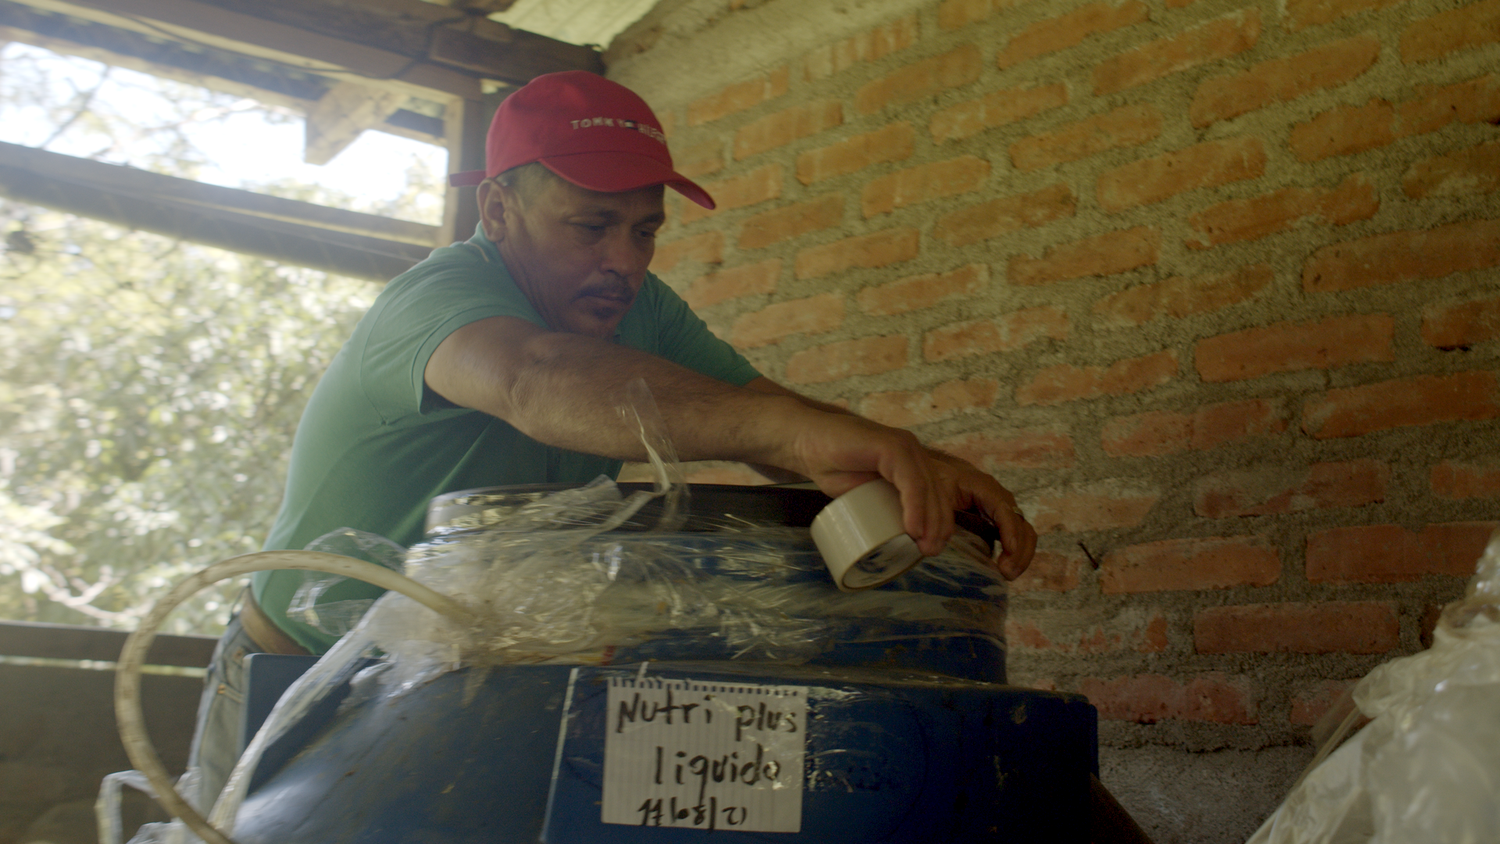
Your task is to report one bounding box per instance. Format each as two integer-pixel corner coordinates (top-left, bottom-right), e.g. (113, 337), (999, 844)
(426, 316), (1035, 577)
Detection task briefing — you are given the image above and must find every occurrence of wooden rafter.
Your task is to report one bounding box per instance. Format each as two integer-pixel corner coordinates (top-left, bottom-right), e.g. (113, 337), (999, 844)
(11, 0), (601, 100)
(0, 140), (439, 280)
(0, 0), (603, 277)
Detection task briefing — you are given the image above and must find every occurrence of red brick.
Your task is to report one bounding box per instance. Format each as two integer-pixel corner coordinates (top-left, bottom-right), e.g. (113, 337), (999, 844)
(1422, 295), (1500, 349)
(1186, 173), (1379, 249)
(923, 307), (1069, 362)
(1194, 398), (1292, 449)
(1101, 410), (1192, 458)
(681, 165), (783, 224)
(1290, 680), (1360, 727)
(1285, 0), (1404, 31)
(797, 123), (916, 185)
(804, 14), (918, 80)
(784, 335), (908, 385)
(938, 0), (1022, 30)
(1398, 75), (1500, 137)
(1079, 673), (1257, 724)
(650, 231), (723, 274)
(855, 44), (983, 114)
(1190, 36), (1379, 127)
(933, 183), (1076, 247)
(1010, 226), (1159, 285)
(1303, 218), (1500, 292)
(861, 378), (998, 428)
(1432, 461), (1500, 499)
(1101, 397), (1289, 457)
(1194, 602), (1398, 654)
(1194, 459), (1388, 518)
(862, 156), (990, 217)
(1399, 0), (1500, 64)
(1195, 314), (1394, 383)
(1306, 522), (1498, 582)
(738, 195), (843, 250)
(1011, 105), (1161, 171)
(1099, 136), (1266, 212)
(1028, 481), (1160, 534)
(682, 260), (780, 311)
(1018, 350), (1177, 406)
(998, 1), (1150, 70)
(930, 84), (1069, 144)
(1008, 607), (1168, 655)
(1290, 76), (1500, 162)
(1289, 99), (1396, 162)
(1404, 140), (1500, 199)
(674, 138), (724, 178)
(1093, 264), (1273, 327)
(729, 294), (843, 349)
(1007, 548), (1085, 592)
(733, 101), (843, 161)
(936, 429), (1076, 472)
(1302, 371), (1500, 438)
(857, 264), (986, 317)
(794, 227), (920, 279)
(1093, 9), (1261, 96)
(686, 66), (790, 125)
(1102, 536), (1280, 593)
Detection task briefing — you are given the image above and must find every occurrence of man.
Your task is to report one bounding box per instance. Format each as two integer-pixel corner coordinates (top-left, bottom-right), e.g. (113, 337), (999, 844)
(189, 70), (1036, 808)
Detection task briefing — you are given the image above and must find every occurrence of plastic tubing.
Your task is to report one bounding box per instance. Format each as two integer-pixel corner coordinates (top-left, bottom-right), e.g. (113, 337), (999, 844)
(114, 550), (476, 844)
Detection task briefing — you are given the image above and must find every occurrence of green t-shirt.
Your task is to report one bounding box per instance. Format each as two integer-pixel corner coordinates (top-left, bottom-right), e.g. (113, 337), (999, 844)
(251, 227), (760, 652)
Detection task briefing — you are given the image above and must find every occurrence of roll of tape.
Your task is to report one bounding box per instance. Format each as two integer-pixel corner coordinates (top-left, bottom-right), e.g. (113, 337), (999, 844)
(810, 479), (923, 592)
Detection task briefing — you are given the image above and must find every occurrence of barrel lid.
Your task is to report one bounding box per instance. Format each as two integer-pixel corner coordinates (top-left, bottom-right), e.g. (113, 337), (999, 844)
(425, 482), (832, 536)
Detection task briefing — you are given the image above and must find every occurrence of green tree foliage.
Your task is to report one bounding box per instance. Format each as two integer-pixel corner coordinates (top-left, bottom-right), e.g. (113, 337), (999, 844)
(0, 47), (435, 634)
(0, 209), (375, 633)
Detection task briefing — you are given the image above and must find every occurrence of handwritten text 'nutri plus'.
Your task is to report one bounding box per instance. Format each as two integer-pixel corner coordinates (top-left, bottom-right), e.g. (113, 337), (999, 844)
(601, 679), (807, 833)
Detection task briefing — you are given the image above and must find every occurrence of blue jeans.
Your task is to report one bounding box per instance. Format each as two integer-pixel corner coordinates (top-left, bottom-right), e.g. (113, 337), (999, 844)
(185, 615), (258, 812)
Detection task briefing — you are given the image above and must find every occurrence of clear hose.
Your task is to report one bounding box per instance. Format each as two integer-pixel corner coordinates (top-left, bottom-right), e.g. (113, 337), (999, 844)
(113, 550), (476, 844)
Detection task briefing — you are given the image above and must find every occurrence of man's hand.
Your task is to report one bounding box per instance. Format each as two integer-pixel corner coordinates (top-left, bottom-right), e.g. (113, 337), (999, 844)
(742, 380), (1035, 579)
(783, 411), (1036, 579)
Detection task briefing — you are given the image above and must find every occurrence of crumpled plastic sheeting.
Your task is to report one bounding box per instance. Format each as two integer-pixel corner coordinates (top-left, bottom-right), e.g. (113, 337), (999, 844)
(286, 528), (407, 637)
(1248, 528), (1500, 844)
(363, 477), (1007, 696)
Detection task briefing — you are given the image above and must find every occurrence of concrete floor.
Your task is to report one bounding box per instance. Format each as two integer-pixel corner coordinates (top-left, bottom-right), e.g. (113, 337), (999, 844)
(1100, 746), (1316, 844)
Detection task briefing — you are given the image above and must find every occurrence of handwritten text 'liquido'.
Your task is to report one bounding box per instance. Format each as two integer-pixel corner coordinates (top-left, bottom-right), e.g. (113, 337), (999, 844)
(614, 686), (801, 829)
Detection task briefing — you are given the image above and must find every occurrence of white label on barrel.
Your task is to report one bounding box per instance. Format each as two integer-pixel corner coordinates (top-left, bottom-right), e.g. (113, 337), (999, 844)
(601, 677), (806, 832)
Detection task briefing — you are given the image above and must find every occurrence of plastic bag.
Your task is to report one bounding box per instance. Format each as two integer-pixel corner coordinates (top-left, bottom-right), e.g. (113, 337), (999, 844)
(96, 768), (201, 844)
(1248, 528), (1500, 844)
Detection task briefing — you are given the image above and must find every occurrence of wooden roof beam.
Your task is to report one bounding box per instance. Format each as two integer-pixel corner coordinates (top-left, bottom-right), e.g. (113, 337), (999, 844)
(15, 0), (602, 101)
(0, 140), (437, 280)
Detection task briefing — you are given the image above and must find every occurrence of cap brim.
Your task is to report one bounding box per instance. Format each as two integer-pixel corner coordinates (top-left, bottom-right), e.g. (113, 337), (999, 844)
(541, 152), (716, 210)
(448, 170), (485, 187)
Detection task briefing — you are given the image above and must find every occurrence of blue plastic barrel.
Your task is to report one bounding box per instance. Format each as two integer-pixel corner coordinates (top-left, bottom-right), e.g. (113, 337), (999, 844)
(231, 485), (1098, 843)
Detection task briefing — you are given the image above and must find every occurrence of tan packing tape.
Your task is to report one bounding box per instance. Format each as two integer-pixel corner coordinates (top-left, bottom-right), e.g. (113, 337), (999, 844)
(810, 479), (923, 592)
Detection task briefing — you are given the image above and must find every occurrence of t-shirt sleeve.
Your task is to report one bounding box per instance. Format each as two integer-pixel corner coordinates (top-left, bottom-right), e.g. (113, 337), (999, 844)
(634, 274), (762, 386)
(357, 248), (547, 419)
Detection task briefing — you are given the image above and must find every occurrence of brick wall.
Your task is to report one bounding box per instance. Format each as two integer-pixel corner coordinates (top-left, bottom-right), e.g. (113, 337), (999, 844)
(608, 0), (1500, 818)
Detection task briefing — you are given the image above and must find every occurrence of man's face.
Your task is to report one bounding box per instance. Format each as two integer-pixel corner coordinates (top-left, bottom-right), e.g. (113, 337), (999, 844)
(482, 173), (665, 340)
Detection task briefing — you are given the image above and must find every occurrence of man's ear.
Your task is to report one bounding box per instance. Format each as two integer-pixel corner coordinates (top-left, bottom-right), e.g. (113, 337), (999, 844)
(477, 179), (510, 243)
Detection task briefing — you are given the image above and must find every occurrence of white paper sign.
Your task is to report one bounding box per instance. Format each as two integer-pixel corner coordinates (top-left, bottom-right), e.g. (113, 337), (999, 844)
(601, 678), (806, 832)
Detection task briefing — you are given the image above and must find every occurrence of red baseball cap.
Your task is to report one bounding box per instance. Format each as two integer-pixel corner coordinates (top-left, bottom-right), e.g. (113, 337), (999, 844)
(448, 71), (715, 209)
